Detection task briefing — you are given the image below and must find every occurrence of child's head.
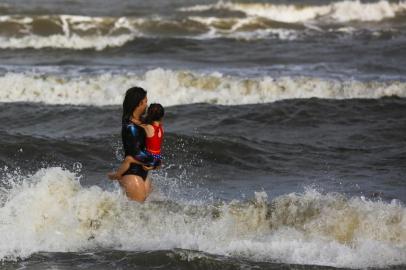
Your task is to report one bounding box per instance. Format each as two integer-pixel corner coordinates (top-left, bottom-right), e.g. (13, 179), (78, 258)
(145, 103), (164, 124)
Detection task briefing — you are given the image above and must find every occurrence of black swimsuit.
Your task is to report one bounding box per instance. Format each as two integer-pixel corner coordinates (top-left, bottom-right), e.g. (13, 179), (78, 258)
(121, 120), (148, 180)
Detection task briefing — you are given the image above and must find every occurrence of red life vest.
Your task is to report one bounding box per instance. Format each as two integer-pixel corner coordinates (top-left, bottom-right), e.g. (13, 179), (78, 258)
(146, 123), (163, 155)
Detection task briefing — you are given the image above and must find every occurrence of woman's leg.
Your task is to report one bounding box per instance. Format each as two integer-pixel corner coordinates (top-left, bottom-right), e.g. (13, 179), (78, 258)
(118, 174), (147, 202)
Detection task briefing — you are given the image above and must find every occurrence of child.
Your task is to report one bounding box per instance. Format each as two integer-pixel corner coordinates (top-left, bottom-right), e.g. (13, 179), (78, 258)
(108, 103), (164, 180)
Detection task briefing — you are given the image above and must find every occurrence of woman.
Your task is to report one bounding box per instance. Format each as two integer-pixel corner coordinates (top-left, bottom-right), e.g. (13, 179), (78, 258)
(110, 87), (153, 202)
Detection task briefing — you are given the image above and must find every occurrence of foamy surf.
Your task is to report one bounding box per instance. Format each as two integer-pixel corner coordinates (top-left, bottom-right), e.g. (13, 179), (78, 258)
(1, 0), (406, 50)
(0, 15), (141, 50)
(180, 0), (406, 23)
(0, 14), (299, 50)
(0, 69), (405, 106)
(0, 167), (405, 268)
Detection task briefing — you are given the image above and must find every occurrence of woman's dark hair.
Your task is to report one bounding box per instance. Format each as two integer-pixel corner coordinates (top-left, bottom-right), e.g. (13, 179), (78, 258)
(144, 103), (164, 124)
(122, 87), (147, 124)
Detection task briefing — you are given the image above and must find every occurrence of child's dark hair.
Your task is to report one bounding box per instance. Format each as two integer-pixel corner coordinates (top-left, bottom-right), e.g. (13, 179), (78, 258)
(144, 103), (164, 124)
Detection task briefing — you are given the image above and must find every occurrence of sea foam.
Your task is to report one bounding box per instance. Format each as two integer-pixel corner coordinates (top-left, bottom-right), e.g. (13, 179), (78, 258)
(180, 0), (406, 23)
(0, 69), (405, 106)
(0, 167), (405, 268)
(1, 0), (405, 50)
(0, 15), (140, 50)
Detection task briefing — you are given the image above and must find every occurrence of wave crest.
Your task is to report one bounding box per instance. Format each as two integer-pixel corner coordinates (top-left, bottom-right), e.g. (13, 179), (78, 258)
(1, 0), (406, 50)
(0, 69), (405, 106)
(0, 14), (298, 49)
(180, 0), (406, 23)
(0, 15), (140, 50)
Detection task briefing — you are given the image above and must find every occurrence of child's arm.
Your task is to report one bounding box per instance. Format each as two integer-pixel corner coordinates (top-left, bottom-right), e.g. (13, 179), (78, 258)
(144, 125), (155, 138)
(132, 120), (154, 138)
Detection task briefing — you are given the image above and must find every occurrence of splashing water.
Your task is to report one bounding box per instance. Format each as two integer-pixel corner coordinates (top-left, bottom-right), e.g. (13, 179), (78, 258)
(0, 167), (404, 268)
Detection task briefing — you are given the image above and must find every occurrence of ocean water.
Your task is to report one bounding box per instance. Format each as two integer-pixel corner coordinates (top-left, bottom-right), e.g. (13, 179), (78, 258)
(0, 0), (405, 269)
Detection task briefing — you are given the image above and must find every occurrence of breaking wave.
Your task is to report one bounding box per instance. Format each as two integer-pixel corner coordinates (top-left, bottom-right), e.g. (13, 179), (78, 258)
(0, 68), (405, 106)
(180, 0), (406, 23)
(1, 0), (406, 50)
(0, 15), (140, 50)
(0, 167), (405, 269)
(0, 14), (299, 50)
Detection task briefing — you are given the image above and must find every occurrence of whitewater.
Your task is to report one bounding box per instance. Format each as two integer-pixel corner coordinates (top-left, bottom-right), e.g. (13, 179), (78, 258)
(0, 69), (405, 106)
(0, 0), (405, 49)
(0, 167), (404, 268)
(1, 0), (405, 269)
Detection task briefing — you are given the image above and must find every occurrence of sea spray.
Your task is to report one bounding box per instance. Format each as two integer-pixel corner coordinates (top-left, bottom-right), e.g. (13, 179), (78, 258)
(0, 167), (405, 268)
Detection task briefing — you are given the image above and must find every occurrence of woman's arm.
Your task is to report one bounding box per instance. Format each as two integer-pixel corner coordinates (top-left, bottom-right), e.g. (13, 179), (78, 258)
(125, 124), (149, 165)
(125, 124), (157, 168)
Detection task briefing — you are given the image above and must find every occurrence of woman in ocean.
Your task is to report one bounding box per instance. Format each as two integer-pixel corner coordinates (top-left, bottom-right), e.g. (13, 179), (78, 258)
(109, 87), (154, 202)
(108, 103), (164, 181)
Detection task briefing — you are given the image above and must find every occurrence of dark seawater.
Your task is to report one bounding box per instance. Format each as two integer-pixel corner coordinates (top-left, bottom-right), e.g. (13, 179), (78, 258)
(0, 0), (405, 269)
(1, 99), (405, 201)
(0, 250), (391, 270)
(0, 99), (405, 269)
